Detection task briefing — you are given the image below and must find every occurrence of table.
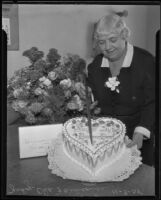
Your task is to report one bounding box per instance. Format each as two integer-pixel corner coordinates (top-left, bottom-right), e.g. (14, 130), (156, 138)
(6, 124), (155, 197)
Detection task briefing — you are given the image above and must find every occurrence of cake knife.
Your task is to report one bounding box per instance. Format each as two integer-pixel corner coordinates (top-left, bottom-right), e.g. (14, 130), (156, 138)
(85, 76), (93, 145)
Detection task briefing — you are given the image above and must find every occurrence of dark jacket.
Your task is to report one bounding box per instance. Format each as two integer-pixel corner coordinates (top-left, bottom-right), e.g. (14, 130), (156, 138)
(87, 46), (155, 166)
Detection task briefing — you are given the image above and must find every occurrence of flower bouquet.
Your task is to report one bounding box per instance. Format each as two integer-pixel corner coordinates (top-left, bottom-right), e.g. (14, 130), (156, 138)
(7, 47), (94, 125)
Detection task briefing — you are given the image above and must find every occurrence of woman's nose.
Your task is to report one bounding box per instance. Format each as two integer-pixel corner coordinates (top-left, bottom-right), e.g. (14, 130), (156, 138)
(105, 41), (110, 50)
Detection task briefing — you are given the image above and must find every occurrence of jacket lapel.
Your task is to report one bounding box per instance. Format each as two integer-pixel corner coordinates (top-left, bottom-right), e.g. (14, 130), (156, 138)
(130, 47), (140, 95)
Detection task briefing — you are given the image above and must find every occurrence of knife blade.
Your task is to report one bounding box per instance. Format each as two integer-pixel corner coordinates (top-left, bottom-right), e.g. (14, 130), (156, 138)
(85, 77), (93, 145)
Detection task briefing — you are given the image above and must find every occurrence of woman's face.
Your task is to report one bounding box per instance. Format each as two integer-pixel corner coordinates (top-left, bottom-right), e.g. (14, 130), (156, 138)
(97, 32), (126, 62)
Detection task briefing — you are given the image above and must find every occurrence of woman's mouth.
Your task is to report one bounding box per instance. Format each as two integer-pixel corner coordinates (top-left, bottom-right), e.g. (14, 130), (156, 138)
(104, 50), (115, 55)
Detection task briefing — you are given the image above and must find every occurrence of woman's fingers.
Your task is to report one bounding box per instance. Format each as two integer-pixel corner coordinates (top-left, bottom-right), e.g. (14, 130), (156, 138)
(89, 101), (98, 110)
(126, 133), (143, 149)
(126, 140), (136, 148)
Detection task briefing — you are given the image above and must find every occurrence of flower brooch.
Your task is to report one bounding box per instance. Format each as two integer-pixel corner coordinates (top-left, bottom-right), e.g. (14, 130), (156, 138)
(105, 77), (120, 93)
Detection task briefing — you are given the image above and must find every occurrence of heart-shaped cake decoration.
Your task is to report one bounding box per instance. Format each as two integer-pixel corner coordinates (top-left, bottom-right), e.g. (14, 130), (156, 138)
(63, 117), (126, 159)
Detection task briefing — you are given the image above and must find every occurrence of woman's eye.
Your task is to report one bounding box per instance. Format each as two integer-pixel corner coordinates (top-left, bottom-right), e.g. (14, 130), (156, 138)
(110, 38), (118, 43)
(98, 41), (105, 45)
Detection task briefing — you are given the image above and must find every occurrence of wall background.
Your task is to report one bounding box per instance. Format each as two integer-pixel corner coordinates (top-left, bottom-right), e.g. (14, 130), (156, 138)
(7, 4), (160, 78)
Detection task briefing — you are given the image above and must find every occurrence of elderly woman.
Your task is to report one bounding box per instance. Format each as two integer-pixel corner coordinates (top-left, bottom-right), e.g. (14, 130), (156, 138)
(87, 11), (155, 166)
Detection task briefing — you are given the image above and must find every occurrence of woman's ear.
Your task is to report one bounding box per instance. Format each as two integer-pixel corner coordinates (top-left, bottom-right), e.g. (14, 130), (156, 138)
(92, 41), (102, 57)
(120, 27), (130, 40)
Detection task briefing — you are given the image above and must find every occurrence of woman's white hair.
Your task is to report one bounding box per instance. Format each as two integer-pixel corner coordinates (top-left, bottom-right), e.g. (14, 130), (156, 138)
(93, 10), (131, 41)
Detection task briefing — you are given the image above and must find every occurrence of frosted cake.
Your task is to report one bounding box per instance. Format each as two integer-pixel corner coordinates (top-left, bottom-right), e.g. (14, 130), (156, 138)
(62, 117), (126, 176)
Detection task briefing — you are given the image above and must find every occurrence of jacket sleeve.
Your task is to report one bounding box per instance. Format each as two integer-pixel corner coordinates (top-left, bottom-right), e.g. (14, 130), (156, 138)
(138, 55), (155, 135)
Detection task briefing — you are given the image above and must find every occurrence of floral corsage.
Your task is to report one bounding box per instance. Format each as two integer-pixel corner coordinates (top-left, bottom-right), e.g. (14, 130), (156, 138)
(105, 77), (120, 93)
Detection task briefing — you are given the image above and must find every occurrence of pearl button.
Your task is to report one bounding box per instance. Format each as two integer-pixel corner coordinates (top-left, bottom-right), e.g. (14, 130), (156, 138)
(132, 96), (136, 100)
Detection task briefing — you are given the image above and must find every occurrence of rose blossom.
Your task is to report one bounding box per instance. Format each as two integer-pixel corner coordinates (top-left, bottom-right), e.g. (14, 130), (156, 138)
(67, 95), (84, 111)
(39, 76), (46, 82)
(25, 112), (37, 124)
(13, 88), (23, 98)
(74, 82), (86, 99)
(60, 78), (72, 89)
(48, 71), (58, 81)
(43, 78), (52, 87)
(67, 102), (78, 110)
(34, 87), (43, 95)
(29, 102), (43, 114)
(18, 101), (28, 108)
(73, 94), (84, 111)
(12, 100), (28, 111)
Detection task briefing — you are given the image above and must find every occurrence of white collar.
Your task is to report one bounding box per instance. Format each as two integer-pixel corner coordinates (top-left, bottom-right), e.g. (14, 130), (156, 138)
(101, 43), (134, 68)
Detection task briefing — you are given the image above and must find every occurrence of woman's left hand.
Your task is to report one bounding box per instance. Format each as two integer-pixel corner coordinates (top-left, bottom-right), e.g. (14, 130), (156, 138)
(126, 132), (144, 149)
